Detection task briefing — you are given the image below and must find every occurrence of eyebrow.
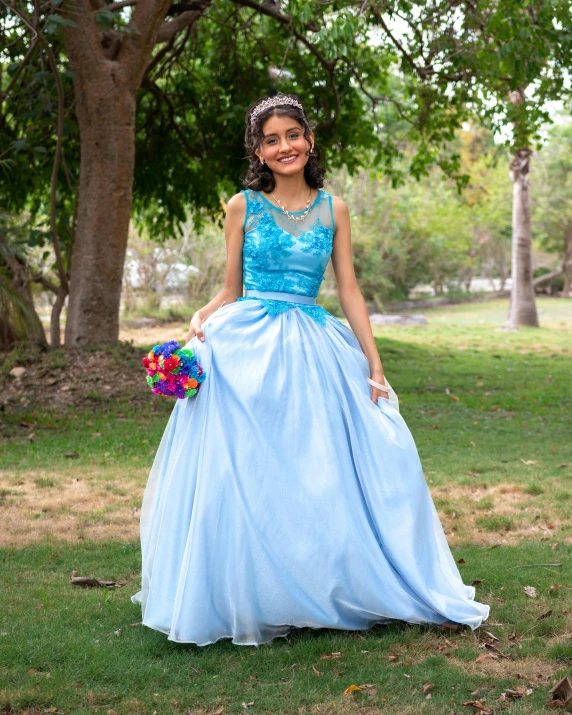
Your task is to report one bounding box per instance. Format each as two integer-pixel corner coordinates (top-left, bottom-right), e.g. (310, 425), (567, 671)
(262, 126), (302, 138)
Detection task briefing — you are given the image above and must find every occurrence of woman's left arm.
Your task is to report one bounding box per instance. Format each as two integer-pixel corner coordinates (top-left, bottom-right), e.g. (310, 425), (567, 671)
(330, 196), (387, 402)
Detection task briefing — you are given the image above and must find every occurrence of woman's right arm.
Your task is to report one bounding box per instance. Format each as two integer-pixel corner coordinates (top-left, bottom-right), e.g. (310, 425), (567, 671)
(186, 192), (246, 343)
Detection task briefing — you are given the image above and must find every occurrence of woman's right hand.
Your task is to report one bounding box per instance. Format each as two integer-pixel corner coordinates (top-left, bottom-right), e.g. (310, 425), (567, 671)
(186, 312), (206, 343)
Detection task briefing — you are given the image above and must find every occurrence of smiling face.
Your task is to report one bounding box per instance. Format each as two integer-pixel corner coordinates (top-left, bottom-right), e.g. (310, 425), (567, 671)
(256, 113), (315, 178)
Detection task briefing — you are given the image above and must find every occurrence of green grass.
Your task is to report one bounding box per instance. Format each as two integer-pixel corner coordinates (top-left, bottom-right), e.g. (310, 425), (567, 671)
(0, 542), (570, 714)
(1, 297), (571, 714)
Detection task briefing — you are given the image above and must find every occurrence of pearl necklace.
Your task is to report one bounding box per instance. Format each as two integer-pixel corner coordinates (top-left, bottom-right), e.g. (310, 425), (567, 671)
(270, 191), (314, 224)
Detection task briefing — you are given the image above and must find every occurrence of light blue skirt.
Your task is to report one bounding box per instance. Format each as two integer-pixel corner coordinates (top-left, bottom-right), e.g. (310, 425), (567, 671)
(132, 298), (490, 646)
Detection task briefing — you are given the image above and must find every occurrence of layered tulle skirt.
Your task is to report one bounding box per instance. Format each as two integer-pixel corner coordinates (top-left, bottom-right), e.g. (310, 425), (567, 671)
(131, 299), (490, 645)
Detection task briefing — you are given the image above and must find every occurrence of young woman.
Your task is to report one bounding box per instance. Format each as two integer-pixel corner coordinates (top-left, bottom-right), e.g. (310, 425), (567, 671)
(132, 94), (490, 646)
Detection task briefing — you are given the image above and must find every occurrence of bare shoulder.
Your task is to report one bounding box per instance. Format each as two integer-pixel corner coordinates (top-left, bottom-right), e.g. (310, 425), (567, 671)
(225, 192), (247, 231)
(330, 195), (350, 223)
(226, 191), (246, 214)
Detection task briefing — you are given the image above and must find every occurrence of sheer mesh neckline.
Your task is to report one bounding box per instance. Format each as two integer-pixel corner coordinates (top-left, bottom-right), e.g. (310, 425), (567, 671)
(257, 189), (324, 215)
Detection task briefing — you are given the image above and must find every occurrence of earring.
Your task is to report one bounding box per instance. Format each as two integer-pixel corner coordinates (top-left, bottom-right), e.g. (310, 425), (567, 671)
(260, 158), (265, 164)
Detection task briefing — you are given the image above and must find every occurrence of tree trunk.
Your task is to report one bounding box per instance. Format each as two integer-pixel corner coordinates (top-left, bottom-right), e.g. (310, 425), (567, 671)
(3, 249), (48, 348)
(564, 270), (572, 298)
(506, 146), (539, 328)
(64, 81), (137, 345)
(50, 286), (68, 347)
(563, 224), (572, 297)
(61, 0), (173, 346)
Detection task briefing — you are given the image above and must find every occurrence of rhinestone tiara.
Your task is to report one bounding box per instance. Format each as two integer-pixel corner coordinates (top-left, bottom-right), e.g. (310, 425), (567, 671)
(249, 96), (304, 125)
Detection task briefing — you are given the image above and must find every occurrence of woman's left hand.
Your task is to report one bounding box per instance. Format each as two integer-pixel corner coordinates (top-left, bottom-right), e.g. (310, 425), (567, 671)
(370, 374), (389, 403)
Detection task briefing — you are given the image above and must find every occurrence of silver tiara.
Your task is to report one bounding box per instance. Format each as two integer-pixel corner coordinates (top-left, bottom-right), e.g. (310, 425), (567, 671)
(250, 96), (304, 125)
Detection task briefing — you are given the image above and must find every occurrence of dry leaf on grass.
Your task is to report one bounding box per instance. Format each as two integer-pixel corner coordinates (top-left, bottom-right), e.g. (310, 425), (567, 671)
(70, 575), (122, 588)
(344, 685), (361, 695)
(320, 652), (342, 660)
(438, 623), (460, 631)
(312, 664), (322, 677)
(422, 683), (434, 694)
(537, 610), (553, 620)
(524, 585), (537, 598)
(28, 668), (51, 677)
(462, 701), (492, 713)
(482, 631), (499, 642)
(484, 643), (510, 659)
(498, 686), (533, 701)
(548, 676), (572, 707)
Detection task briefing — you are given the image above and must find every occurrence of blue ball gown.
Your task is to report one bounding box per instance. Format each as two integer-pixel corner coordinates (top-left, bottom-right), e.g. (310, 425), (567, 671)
(131, 188), (490, 646)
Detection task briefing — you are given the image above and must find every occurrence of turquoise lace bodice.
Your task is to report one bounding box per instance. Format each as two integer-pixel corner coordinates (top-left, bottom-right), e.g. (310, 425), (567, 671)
(238, 189), (337, 326)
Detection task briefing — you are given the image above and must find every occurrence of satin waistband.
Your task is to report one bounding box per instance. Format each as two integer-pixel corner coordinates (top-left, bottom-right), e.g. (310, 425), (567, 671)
(244, 289), (317, 305)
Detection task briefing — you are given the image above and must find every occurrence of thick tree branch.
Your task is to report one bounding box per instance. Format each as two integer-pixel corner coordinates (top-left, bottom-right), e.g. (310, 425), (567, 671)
(32, 272), (59, 294)
(124, 0), (174, 78)
(533, 268), (563, 287)
(156, 8), (202, 43)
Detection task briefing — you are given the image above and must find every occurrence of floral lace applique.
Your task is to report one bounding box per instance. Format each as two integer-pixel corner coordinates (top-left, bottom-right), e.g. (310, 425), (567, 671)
(298, 215), (334, 257)
(237, 297), (333, 327)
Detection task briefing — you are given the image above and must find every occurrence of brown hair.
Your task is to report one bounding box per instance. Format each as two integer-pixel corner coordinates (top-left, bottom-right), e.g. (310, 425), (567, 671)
(242, 94), (326, 192)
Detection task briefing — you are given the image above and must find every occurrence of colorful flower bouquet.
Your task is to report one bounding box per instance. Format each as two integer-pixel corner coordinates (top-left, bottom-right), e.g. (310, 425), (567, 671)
(142, 340), (206, 399)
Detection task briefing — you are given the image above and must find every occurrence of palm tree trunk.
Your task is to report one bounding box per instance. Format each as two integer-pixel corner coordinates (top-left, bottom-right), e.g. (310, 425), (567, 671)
(506, 146), (539, 328)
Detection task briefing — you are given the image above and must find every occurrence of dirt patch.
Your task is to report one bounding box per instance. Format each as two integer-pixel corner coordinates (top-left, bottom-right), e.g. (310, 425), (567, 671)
(454, 653), (557, 682)
(1, 473), (566, 549)
(119, 321), (189, 348)
(432, 483), (566, 546)
(0, 343), (155, 413)
(0, 470), (146, 546)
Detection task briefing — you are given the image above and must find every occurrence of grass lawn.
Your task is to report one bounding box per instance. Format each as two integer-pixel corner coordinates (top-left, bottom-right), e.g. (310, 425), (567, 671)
(1, 297), (571, 714)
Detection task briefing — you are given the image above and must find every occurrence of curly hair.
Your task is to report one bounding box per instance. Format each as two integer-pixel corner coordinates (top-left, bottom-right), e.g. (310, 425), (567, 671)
(242, 94), (326, 192)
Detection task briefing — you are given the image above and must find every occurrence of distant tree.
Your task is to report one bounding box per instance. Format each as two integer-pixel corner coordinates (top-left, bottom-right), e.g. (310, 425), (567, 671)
(358, 0), (572, 326)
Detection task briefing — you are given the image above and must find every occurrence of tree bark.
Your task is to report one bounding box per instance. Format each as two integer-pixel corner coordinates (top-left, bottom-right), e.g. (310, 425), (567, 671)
(2, 248), (48, 348)
(61, 0), (173, 346)
(63, 78), (137, 345)
(50, 286), (68, 347)
(506, 146), (539, 328)
(563, 224), (572, 297)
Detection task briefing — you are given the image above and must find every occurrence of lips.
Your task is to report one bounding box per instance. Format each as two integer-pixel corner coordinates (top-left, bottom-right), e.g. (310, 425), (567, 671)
(277, 155), (298, 164)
